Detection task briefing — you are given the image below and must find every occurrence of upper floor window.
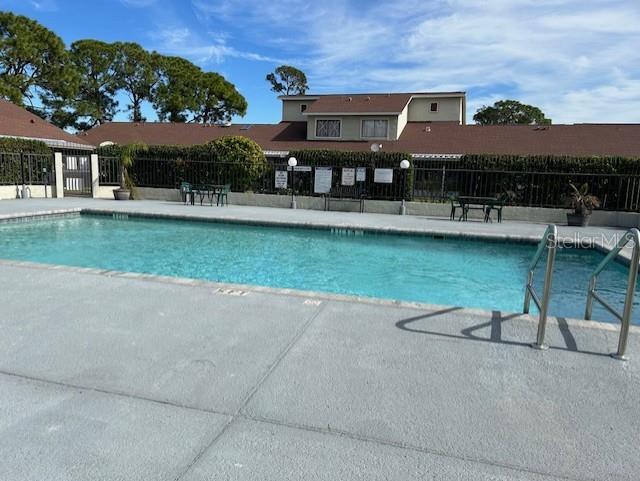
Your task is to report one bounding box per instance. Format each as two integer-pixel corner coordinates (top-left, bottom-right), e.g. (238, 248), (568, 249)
(316, 119), (341, 138)
(361, 119), (388, 138)
(430, 102), (438, 112)
(300, 104), (307, 113)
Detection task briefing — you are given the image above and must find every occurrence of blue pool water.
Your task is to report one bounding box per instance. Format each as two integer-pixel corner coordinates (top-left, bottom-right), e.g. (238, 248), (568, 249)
(0, 214), (637, 323)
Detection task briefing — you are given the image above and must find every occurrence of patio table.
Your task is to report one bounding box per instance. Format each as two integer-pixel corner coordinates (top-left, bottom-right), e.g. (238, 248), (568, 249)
(455, 196), (505, 222)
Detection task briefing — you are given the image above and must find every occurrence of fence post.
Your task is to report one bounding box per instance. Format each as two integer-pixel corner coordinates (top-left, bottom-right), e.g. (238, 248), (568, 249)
(54, 152), (64, 198)
(90, 153), (99, 198)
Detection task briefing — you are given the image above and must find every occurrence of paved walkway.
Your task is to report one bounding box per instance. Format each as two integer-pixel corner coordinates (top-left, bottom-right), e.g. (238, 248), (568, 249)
(1, 198), (639, 480)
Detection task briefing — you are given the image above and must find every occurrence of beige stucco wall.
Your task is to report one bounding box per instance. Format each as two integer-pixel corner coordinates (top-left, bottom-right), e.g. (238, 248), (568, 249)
(307, 115), (400, 141)
(396, 104), (409, 139)
(407, 97), (463, 123)
(0, 185), (57, 200)
(282, 99), (316, 122)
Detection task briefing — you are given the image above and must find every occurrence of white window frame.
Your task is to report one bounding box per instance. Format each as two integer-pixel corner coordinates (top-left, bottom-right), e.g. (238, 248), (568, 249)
(315, 118), (342, 139)
(360, 118), (389, 139)
(430, 102), (439, 113)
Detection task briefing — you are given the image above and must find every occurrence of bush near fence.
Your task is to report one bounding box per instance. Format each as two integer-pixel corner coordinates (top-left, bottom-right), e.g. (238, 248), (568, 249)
(98, 136), (268, 192)
(0, 139), (53, 186)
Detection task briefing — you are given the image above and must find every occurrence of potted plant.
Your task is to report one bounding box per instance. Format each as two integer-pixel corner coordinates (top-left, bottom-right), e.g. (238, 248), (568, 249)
(566, 182), (600, 226)
(113, 143), (147, 200)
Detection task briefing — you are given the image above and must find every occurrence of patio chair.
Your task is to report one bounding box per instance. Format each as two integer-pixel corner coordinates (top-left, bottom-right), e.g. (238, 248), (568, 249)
(488, 192), (510, 223)
(448, 194), (462, 220)
(180, 182), (193, 205)
(217, 184), (230, 206)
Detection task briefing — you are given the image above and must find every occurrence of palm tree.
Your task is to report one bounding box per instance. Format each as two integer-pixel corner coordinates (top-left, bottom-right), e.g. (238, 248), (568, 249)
(114, 143), (147, 200)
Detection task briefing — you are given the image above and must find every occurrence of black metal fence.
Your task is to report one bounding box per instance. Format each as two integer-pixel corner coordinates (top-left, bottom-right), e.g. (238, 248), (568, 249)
(412, 159), (640, 211)
(0, 152), (54, 186)
(99, 155), (640, 211)
(122, 157), (410, 201)
(99, 156), (119, 185)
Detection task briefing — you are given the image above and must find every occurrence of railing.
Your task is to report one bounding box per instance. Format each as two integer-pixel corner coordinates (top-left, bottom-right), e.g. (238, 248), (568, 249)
(412, 166), (640, 211)
(523, 224), (558, 350)
(98, 156), (120, 185)
(584, 228), (640, 360)
(121, 157), (412, 201)
(0, 152), (54, 186)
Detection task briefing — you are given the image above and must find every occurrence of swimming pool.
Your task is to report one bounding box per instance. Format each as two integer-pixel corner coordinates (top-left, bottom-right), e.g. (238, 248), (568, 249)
(0, 214), (636, 323)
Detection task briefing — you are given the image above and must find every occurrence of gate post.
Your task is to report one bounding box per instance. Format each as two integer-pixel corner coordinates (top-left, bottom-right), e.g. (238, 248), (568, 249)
(90, 153), (99, 198)
(54, 152), (64, 198)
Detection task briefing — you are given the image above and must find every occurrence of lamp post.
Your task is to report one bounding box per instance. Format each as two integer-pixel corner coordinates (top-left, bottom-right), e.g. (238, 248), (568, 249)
(288, 156), (297, 209)
(399, 159), (410, 215)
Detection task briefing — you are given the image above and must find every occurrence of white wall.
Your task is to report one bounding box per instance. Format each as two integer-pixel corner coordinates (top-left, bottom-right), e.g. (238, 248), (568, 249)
(407, 97), (463, 123)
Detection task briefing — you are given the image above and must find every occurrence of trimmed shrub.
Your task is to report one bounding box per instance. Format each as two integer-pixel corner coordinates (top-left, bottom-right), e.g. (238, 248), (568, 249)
(0, 137), (51, 154)
(207, 136), (267, 191)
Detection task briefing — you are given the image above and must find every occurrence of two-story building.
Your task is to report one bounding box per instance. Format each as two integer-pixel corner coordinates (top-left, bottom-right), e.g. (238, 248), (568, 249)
(80, 91), (640, 159)
(280, 92), (466, 141)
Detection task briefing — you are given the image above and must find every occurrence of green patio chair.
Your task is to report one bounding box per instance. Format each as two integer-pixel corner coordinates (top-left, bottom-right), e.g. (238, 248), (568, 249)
(217, 184), (230, 206)
(448, 194), (462, 221)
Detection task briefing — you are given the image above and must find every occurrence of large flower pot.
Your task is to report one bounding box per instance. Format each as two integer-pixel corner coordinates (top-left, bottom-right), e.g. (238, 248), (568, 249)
(567, 212), (591, 227)
(113, 189), (131, 201)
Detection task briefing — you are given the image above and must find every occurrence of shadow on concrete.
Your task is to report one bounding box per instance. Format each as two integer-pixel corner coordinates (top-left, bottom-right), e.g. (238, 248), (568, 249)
(395, 307), (609, 358)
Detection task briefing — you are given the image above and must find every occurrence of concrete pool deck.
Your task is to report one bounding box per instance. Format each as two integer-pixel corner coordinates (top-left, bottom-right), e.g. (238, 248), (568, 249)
(1, 198), (639, 480)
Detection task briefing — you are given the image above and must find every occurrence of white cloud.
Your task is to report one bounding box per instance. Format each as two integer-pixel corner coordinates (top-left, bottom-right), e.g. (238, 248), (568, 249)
(191, 0), (640, 123)
(29, 0), (58, 11)
(149, 27), (283, 64)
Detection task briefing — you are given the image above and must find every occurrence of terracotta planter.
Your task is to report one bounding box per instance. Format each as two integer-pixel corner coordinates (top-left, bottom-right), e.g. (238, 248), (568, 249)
(567, 212), (591, 227)
(113, 189), (131, 201)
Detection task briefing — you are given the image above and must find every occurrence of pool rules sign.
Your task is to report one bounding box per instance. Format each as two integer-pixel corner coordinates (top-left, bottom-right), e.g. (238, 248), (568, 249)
(275, 170), (288, 189)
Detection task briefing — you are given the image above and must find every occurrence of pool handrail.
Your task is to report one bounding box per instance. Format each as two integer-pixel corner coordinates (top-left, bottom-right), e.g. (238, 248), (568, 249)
(584, 228), (640, 360)
(523, 224), (558, 350)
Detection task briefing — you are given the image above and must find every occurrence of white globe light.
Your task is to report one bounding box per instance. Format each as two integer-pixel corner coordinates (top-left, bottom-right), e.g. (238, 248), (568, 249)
(288, 157), (298, 167)
(400, 159), (410, 169)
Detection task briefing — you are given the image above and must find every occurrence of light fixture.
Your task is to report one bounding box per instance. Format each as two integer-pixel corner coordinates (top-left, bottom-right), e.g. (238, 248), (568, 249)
(399, 159), (410, 215)
(288, 157), (297, 209)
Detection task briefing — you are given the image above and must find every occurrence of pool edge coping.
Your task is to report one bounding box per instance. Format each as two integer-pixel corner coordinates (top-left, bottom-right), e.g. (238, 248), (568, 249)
(0, 257), (635, 335)
(1, 206), (637, 335)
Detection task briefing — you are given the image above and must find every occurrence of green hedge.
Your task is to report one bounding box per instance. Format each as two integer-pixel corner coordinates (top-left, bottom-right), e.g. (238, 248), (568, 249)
(0, 137), (51, 154)
(100, 136), (267, 192)
(0, 138), (52, 185)
(288, 149), (414, 200)
(454, 154), (640, 174)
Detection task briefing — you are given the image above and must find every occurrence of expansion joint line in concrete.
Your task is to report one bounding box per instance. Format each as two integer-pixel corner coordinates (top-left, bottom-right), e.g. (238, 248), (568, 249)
(173, 301), (329, 481)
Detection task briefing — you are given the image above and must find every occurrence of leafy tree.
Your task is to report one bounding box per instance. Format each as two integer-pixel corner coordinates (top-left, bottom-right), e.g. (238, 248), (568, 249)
(67, 39), (121, 130)
(0, 11), (77, 114)
(473, 99), (551, 125)
(113, 42), (160, 122)
(193, 72), (247, 123)
(266, 65), (308, 95)
(152, 55), (202, 122)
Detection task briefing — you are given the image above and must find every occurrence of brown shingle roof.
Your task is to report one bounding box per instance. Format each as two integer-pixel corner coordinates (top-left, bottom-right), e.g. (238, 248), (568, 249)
(80, 121), (640, 158)
(0, 99), (93, 150)
(303, 93), (412, 114)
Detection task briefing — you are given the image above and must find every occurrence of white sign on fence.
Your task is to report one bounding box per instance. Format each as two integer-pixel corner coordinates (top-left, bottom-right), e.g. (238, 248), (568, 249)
(341, 167), (355, 186)
(275, 170), (288, 189)
(314, 166), (333, 193)
(356, 167), (366, 182)
(374, 168), (393, 184)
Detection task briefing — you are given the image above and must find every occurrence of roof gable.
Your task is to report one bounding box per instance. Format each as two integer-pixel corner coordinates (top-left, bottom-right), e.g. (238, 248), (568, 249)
(0, 100), (93, 150)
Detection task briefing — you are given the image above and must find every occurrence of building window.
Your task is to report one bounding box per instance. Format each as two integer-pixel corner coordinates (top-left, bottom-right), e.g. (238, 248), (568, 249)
(316, 119), (341, 138)
(300, 104), (307, 113)
(361, 119), (388, 138)
(430, 102), (438, 112)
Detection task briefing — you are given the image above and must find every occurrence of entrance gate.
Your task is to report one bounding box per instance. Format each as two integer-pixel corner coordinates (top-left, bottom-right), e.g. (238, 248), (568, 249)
(62, 154), (92, 196)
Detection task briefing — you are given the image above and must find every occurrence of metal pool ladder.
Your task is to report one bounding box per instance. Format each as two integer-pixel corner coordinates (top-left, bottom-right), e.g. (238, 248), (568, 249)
(523, 224), (558, 350)
(584, 228), (640, 360)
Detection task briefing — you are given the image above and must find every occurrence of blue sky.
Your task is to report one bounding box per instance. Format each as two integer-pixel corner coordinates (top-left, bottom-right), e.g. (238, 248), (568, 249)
(5, 0), (640, 124)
